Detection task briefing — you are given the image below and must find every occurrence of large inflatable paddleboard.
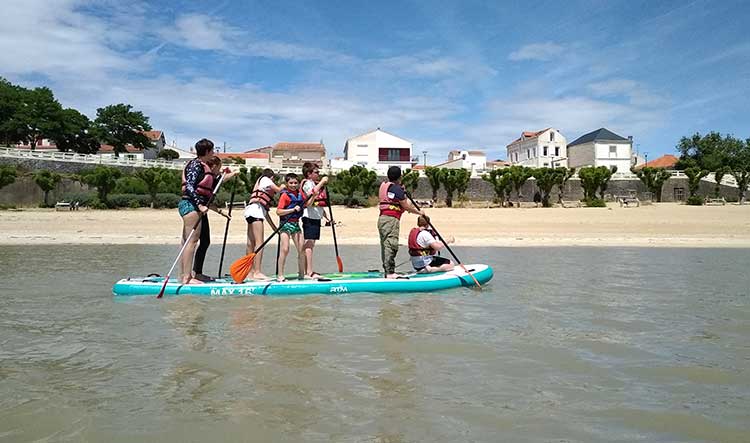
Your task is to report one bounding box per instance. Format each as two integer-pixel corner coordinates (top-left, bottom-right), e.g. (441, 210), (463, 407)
(112, 264), (493, 297)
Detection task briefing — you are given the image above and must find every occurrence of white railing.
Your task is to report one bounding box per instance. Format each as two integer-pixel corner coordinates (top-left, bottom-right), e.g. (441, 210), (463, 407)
(0, 147), (184, 170)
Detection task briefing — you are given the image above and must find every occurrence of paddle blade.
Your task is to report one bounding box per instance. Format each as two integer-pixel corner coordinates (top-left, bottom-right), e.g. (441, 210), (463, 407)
(156, 275), (169, 299)
(230, 253), (256, 283)
(336, 256), (344, 273)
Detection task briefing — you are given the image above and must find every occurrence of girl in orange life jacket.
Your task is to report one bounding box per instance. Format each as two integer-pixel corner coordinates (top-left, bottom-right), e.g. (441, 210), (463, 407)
(243, 168), (283, 280)
(192, 156), (237, 282)
(177, 138), (215, 285)
(275, 173), (305, 282)
(300, 162), (330, 279)
(408, 215), (455, 273)
(377, 166), (424, 279)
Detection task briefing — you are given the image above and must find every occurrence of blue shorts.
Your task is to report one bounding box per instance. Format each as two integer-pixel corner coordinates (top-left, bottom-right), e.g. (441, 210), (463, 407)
(178, 199), (198, 217)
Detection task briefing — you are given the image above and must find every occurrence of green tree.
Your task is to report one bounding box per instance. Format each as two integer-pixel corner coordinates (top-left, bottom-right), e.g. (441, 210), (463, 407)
(135, 167), (170, 207)
(157, 148), (179, 160)
(555, 167), (576, 204)
(676, 132), (729, 171)
(0, 78), (24, 145)
(632, 166), (671, 202)
(93, 104), (153, 157)
(439, 168), (470, 207)
(712, 166), (731, 198)
(531, 167), (560, 207)
(728, 138), (750, 205)
(482, 169), (512, 206)
(507, 165), (533, 207)
(0, 164), (17, 190)
(401, 168), (420, 194)
(424, 166), (441, 201)
(356, 166), (378, 197)
(2, 86), (63, 146)
(52, 108), (99, 154)
(32, 170), (62, 206)
(579, 166), (617, 200)
(331, 167), (361, 207)
(80, 166), (123, 206)
(684, 167), (709, 199)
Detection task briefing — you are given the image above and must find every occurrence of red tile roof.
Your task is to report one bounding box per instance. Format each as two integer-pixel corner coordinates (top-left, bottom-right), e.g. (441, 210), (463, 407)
(637, 154), (678, 169)
(140, 130), (163, 140)
(216, 152), (269, 160)
(508, 128), (551, 146)
(99, 144), (146, 153)
(273, 142), (325, 152)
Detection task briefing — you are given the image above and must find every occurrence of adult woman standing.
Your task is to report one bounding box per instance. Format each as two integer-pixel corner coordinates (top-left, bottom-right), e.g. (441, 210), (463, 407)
(177, 138), (216, 285)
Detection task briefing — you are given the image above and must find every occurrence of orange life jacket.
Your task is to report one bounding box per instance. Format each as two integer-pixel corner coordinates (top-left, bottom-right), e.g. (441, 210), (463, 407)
(300, 178), (328, 207)
(181, 160), (214, 199)
(248, 176), (276, 209)
(408, 227), (436, 257)
(378, 181), (403, 217)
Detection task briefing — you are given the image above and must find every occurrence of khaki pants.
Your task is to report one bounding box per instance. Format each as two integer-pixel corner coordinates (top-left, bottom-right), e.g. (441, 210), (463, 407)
(378, 215), (400, 274)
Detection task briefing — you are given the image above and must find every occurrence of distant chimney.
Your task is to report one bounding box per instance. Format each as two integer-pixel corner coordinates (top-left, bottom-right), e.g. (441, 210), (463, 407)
(628, 136), (633, 141)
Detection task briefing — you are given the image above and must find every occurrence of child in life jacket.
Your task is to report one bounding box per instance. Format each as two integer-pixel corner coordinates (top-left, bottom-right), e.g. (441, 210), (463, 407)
(244, 168), (283, 280)
(408, 215), (455, 273)
(300, 162), (330, 279)
(275, 173), (305, 282)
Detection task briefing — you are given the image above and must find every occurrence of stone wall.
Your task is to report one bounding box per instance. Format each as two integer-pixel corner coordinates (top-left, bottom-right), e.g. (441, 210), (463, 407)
(0, 176), (88, 206)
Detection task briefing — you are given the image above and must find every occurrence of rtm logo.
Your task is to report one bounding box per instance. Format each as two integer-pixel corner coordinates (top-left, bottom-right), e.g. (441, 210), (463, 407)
(329, 285), (348, 294)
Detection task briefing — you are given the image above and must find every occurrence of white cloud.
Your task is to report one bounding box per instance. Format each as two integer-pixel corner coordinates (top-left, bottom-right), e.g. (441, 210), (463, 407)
(169, 14), (236, 51)
(509, 43), (565, 62)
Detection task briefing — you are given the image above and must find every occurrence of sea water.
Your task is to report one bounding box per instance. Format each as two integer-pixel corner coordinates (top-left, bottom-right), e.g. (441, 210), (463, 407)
(0, 245), (748, 442)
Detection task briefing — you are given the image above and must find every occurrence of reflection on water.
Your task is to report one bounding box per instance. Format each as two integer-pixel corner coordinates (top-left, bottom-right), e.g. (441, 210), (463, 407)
(0, 245), (749, 442)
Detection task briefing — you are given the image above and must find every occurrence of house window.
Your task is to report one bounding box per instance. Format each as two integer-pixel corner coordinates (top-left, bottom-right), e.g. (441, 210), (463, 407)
(378, 148), (409, 162)
(550, 132), (555, 141)
(126, 154), (137, 160)
(533, 148), (536, 157)
(543, 162), (549, 167)
(555, 146), (560, 156)
(609, 145), (617, 158)
(543, 146), (548, 156)
(526, 149), (530, 159)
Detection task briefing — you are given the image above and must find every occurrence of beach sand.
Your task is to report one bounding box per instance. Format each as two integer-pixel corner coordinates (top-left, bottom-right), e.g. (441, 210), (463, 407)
(2, 203), (750, 247)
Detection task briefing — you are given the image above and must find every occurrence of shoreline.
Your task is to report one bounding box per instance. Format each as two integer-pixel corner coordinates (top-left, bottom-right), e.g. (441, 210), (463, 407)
(2, 204), (750, 248)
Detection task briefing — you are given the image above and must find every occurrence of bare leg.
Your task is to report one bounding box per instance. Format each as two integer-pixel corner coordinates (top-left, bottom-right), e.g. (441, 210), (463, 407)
(303, 239), (315, 276)
(249, 220), (268, 279)
(180, 211), (203, 284)
(425, 262), (454, 273)
(277, 232), (290, 281)
(291, 232), (305, 278)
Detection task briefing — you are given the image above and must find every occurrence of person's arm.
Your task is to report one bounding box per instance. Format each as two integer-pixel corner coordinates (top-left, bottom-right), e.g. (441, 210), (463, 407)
(275, 194), (301, 217)
(311, 176), (329, 196)
(394, 185), (423, 215)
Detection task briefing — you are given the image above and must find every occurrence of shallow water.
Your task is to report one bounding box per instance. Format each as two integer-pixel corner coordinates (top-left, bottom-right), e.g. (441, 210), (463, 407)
(1, 245), (748, 442)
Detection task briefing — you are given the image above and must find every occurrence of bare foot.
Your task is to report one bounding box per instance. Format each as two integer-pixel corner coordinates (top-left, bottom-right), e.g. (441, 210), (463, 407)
(386, 273), (399, 279)
(277, 275), (286, 282)
(249, 273), (270, 281)
(185, 278), (205, 285)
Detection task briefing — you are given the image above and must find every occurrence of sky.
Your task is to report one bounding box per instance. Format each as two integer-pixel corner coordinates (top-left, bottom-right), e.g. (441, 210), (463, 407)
(1, 0), (749, 163)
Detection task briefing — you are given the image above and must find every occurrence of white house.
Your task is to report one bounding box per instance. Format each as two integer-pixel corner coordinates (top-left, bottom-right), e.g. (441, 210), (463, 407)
(566, 128), (633, 171)
(343, 128), (413, 175)
(448, 149), (487, 173)
(506, 128), (567, 168)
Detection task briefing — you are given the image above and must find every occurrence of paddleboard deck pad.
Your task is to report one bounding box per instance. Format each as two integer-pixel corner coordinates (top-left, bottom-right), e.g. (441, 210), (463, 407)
(112, 264), (493, 297)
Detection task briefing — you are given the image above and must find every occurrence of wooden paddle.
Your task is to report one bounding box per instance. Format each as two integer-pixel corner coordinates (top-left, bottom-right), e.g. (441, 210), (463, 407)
(325, 192), (344, 272)
(229, 190), (317, 283)
(217, 179), (237, 278)
(405, 192), (482, 289)
(157, 171), (229, 298)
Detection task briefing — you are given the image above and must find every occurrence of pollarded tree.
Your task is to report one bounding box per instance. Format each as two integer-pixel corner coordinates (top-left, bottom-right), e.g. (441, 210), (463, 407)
(135, 167), (170, 208)
(579, 166), (617, 201)
(0, 164), (17, 190)
(684, 167), (709, 198)
(157, 148), (179, 160)
(93, 104), (153, 157)
(481, 169), (513, 207)
(331, 166), (361, 207)
(555, 167), (576, 204)
(401, 168), (420, 194)
(356, 166), (379, 197)
(728, 138), (750, 205)
(32, 170), (62, 206)
(424, 166), (441, 201)
(439, 168), (470, 207)
(632, 166), (671, 202)
(713, 166), (731, 198)
(507, 165), (533, 207)
(454, 168), (471, 204)
(598, 165), (617, 199)
(79, 166), (123, 206)
(531, 167), (559, 207)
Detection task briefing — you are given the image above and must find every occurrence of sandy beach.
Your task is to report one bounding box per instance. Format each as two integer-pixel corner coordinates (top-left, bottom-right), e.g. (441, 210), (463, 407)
(1, 203), (750, 247)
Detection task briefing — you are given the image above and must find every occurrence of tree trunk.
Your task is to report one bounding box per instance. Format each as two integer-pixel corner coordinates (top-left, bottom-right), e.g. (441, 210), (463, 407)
(43, 190), (49, 207)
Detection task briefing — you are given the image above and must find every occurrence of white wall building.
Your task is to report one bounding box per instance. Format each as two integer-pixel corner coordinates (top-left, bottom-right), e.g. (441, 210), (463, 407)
(448, 149), (487, 173)
(567, 128), (633, 171)
(506, 128), (567, 168)
(343, 128), (412, 175)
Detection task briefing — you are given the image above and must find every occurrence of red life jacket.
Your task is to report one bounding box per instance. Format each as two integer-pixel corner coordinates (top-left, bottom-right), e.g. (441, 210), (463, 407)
(279, 189), (304, 224)
(248, 176), (276, 209)
(300, 178), (328, 207)
(408, 227), (435, 256)
(378, 181), (404, 218)
(181, 160), (214, 199)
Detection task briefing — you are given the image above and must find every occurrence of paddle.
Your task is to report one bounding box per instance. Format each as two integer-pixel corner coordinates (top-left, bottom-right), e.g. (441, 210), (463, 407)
(405, 192), (482, 289)
(217, 179), (237, 278)
(325, 191), (344, 272)
(157, 171), (229, 298)
(229, 190), (317, 283)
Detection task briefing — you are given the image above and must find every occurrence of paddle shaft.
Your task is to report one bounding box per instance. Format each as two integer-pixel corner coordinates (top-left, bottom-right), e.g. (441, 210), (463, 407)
(325, 192), (343, 272)
(405, 192), (481, 288)
(217, 179), (237, 277)
(158, 173), (227, 298)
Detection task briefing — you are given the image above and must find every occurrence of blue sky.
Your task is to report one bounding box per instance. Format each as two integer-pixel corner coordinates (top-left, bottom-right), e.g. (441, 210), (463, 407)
(2, 0), (749, 163)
